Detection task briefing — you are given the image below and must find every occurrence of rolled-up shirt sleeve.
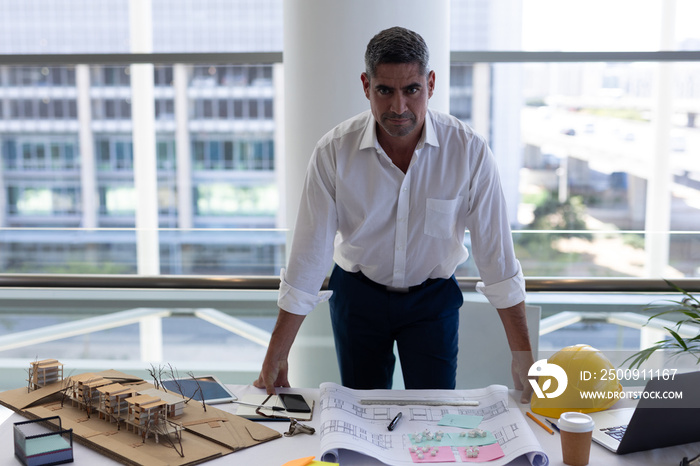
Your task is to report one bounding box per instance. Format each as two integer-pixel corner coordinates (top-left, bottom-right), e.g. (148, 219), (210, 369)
(464, 137), (526, 309)
(475, 264), (526, 309)
(278, 268), (333, 316)
(277, 136), (339, 316)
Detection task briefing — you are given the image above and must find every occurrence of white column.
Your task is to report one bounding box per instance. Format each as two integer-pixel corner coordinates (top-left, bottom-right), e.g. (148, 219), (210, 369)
(490, 0), (524, 225)
(0, 96), (5, 226)
(273, 62), (286, 229)
(627, 175), (646, 226)
(557, 156), (569, 204)
(644, 0), (675, 276)
(0, 160), (4, 228)
(0, 68), (5, 227)
(130, 0), (162, 361)
(471, 64), (491, 142)
(283, 0), (451, 388)
(174, 63), (193, 230)
(129, 0), (160, 275)
(140, 315), (163, 362)
(76, 64), (97, 229)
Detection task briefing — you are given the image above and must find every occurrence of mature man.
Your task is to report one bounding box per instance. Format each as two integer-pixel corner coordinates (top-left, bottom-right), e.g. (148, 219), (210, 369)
(255, 27), (534, 402)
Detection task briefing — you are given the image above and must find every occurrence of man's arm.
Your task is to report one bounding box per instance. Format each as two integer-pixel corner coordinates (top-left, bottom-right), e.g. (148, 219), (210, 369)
(254, 309), (306, 395)
(497, 301), (535, 404)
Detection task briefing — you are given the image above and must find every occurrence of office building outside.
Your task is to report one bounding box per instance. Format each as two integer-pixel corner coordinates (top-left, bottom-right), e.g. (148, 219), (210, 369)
(0, 0), (504, 276)
(1, 0), (698, 277)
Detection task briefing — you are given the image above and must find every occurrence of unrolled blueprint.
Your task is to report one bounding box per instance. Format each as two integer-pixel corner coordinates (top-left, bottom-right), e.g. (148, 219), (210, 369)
(318, 382), (549, 465)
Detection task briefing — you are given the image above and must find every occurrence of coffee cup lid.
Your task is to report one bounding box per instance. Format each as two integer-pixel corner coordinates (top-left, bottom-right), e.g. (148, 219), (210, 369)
(558, 412), (595, 432)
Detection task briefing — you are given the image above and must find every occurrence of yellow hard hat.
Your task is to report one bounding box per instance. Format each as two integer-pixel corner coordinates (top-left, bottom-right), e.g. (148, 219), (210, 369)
(530, 344), (622, 418)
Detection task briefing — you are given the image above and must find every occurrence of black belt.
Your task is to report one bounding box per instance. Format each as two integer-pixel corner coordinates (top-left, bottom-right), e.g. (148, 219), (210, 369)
(352, 271), (441, 294)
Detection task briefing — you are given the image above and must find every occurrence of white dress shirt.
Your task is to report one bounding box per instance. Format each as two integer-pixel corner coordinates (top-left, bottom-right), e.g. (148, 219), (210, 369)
(278, 109), (526, 315)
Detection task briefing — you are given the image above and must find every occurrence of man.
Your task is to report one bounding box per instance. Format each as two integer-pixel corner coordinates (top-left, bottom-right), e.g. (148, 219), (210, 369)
(255, 26), (534, 402)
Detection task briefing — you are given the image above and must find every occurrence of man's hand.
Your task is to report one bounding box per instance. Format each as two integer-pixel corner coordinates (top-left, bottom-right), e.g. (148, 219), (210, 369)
(253, 309), (306, 395)
(254, 356), (290, 395)
(497, 301), (535, 404)
(511, 349), (535, 404)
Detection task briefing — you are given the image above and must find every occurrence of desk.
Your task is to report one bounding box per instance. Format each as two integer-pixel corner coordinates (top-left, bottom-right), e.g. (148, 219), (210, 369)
(2, 385), (700, 466)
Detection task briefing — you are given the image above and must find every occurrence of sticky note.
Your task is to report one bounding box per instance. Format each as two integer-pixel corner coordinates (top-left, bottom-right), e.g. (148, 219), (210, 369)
(459, 443), (505, 462)
(438, 414), (483, 429)
(282, 457), (315, 466)
(446, 431), (497, 447)
(409, 446), (456, 463)
(282, 458), (339, 466)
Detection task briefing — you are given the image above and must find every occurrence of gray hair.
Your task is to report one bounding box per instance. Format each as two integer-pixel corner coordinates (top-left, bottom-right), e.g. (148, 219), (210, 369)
(364, 26), (430, 79)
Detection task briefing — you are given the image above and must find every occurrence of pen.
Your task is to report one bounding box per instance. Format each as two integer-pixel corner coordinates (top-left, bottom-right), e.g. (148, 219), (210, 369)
(546, 419), (560, 433)
(526, 411), (554, 435)
(232, 400), (285, 411)
(388, 412), (403, 431)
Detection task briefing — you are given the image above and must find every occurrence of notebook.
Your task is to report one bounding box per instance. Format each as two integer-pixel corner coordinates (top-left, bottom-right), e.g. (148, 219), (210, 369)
(589, 371), (700, 454)
(234, 394), (314, 421)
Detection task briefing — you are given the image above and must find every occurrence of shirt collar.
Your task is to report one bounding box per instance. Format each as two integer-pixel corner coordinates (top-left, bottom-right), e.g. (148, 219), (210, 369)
(422, 109), (439, 150)
(359, 109), (440, 152)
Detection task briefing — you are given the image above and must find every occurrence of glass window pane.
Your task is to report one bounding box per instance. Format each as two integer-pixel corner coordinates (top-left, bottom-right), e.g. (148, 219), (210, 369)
(105, 100), (116, 119)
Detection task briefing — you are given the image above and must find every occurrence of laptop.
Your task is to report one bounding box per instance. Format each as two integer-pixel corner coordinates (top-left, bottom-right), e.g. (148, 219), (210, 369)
(589, 371), (700, 454)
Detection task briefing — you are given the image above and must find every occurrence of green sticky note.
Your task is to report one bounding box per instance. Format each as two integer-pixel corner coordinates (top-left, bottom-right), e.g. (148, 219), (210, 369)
(447, 431), (497, 447)
(437, 414), (482, 429)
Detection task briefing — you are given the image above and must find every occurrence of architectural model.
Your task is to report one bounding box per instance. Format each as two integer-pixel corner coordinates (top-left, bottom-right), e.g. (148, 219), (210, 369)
(1, 360), (281, 466)
(28, 360), (64, 392)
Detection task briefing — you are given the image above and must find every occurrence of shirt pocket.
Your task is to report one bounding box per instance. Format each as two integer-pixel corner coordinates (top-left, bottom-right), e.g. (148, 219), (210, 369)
(424, 197), (463, 239)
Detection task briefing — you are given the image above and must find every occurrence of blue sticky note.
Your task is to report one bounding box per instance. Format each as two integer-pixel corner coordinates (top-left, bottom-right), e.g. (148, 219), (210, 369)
(437, 414), (483, 429)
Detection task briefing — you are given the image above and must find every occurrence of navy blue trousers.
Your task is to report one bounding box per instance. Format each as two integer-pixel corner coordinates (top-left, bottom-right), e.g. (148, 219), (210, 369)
(328, 265), (463, 390)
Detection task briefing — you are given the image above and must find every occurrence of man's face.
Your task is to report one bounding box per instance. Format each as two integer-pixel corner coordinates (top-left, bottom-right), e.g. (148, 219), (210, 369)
(362, 62), (435, 142)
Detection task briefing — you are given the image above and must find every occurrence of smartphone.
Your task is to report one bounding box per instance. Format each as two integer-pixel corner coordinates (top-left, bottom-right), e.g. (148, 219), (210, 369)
(278, 393), (311, 413)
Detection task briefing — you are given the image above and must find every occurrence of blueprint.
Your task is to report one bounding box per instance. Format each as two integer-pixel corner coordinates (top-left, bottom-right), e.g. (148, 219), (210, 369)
(318, 382), (549, 466)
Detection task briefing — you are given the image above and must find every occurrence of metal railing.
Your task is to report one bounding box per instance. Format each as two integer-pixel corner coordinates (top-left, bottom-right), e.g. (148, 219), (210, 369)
(2, 50), (699, 66)
(0, 274), (699, 292)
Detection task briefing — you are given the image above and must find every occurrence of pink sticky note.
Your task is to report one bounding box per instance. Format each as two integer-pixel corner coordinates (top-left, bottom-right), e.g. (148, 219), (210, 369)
(409, 446), (456, 463)
(459, 443), (505, 463)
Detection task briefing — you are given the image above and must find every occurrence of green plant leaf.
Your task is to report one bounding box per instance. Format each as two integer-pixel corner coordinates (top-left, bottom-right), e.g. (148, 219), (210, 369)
(665, 327), (688, 350)
(625, 281), (700, 369)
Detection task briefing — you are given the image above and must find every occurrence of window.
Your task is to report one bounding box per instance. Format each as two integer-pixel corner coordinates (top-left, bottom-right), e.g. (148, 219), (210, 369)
(154, 65), (173, 86)
(6, 186), (79, 216)
(156, 99), (175, 120)
(93, 66), (130, 87)
(95, 136), (134, 171)
(194, 184), (277, 217)
(0, 2), (697, 280)
(1, 137), (79, 171)
(190, 135), (274, 171)
(99, 185), (136, 216)
(6, 67), (76, 87)
(156, 139), (176, 170)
